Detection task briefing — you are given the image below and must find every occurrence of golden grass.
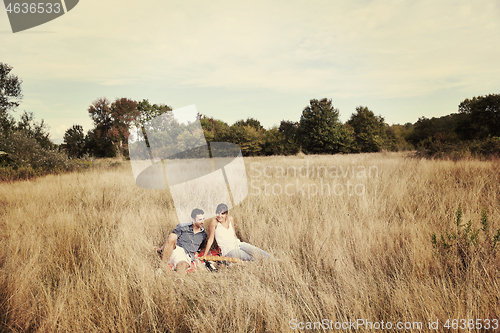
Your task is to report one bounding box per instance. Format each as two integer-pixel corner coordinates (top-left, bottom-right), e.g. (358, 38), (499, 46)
(1, 152), (499, 332)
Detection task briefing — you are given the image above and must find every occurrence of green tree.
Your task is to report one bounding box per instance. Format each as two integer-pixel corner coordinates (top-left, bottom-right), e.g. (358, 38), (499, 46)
(136, 99), (172, 124)
(87, 98), (112, 156)
(347, 106), (388, 152)
(0, 113), (16, 137)
(278, 120), (300, 155)
(200, 115), (232, 143)
(230, 124), (265, 156)
(17, 111), (53, 149)
(458, 94), (500, 140)
(128, 99), (173, 159)
(263, 126), (285, 156)
(0, 62), (22, 119)
(63, 125), (86, 158)
(385, 124), (414, 151)
(233, 118), (264, 131)
(0, 63), (72, 178)
(0, 110), (52, 151)
(298, 98), (353, 154)
(408, 114), (463, 146)
(0, 111), (68, 173)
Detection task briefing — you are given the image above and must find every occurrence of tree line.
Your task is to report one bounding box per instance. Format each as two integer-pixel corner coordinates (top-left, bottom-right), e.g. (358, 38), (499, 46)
(65, 97), (416, 158)
(1, 61), (499, 181)
(409, 95), (500, 158)
(70, 95), (500, 159)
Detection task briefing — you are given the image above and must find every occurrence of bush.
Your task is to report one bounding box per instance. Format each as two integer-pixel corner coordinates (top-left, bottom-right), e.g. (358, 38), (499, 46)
(431, 204), (500, 275)
(0, 130), (68, 168)
(0, 130), (94, 181)
(417, 137), (500, 160)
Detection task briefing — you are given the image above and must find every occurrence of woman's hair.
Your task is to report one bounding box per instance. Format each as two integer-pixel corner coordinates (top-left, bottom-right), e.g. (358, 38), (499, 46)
(215, 203), (228, 214)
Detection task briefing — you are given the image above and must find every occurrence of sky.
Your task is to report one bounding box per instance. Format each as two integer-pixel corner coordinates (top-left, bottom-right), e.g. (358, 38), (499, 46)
(1, 0), (499, 144)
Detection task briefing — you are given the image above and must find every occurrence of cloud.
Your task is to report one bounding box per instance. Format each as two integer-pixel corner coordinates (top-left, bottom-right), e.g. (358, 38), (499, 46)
(2, 0), (500, 143)
(3, 0), (499, 98)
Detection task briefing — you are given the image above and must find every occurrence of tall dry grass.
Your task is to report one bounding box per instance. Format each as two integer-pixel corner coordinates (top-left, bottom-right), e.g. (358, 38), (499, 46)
(0, 152), (499, 332)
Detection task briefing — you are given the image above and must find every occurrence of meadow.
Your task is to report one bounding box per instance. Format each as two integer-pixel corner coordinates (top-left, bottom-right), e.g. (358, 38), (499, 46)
(1, 152), (499, 332)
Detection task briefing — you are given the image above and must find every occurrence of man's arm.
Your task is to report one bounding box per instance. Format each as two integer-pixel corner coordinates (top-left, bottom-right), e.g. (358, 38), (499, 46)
(172, 223), (183, 241)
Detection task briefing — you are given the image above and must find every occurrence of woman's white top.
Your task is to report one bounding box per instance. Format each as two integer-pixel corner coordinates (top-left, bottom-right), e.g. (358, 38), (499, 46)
(215, 220), (240, 256)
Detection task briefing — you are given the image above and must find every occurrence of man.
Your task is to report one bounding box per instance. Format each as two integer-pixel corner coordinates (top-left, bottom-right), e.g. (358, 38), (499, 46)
(158, 208), (207, 275)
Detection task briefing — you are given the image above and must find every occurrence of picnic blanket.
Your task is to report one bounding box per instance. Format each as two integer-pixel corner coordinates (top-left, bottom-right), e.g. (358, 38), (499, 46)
(159, 248), (243, 273)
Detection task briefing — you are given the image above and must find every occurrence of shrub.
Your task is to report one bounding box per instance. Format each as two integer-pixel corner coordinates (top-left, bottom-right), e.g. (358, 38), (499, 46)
(431, 204), (500, 274)
(0, 130), (93, 181)
(417, 137), (500, 160)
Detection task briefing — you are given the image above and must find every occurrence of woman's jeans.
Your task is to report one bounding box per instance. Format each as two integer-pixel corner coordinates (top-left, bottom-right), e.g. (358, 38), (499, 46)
(226, 242), (270, 261)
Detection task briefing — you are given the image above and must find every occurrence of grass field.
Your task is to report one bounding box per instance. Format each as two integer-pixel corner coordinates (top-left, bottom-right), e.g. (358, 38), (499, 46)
(1, 152), (499, 332)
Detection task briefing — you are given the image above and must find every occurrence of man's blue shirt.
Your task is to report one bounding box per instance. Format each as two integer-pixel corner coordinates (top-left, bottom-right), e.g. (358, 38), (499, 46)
(173, 222), (207, 257)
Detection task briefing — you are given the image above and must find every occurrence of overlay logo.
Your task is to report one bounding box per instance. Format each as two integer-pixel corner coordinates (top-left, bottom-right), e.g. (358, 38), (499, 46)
(128, 105), (248, 223)
(3, 0), (79, 33)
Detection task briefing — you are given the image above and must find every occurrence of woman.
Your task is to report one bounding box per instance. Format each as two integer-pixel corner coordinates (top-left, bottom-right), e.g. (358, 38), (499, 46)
(203, 203), (270, 261)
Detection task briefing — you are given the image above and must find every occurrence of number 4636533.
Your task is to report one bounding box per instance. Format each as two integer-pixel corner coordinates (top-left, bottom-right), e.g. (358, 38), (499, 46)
(443, 319), (498, 330)
(5, 3), (61, 14)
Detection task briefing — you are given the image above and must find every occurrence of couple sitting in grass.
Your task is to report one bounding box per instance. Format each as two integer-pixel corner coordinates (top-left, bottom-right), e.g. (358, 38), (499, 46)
(158, 203), (270, 275)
